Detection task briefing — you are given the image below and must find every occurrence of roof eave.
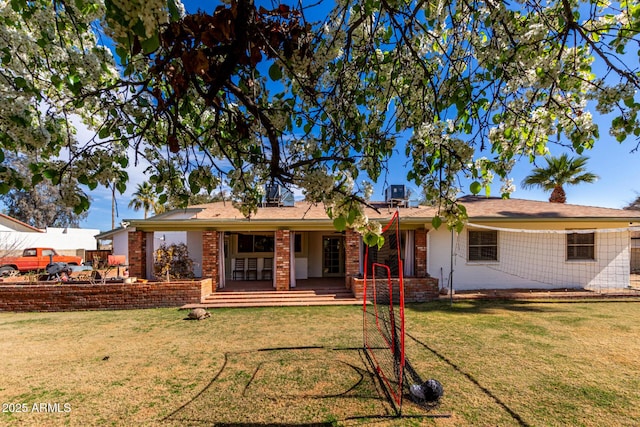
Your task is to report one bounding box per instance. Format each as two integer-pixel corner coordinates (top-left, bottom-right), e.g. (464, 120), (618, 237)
(469, 216), (640, 223)
(125, 218), (339, 232)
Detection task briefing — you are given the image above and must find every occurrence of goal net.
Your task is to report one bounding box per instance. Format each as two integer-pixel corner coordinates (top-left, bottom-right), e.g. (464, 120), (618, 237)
(453, 223), (640, 292)
(363, 210), (405, 413)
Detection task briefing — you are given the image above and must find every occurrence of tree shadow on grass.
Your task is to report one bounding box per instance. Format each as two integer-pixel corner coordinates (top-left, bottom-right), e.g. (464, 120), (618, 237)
(406, 331), (531, 427)
(406, 298), (569, 315)
(162, 346), (448, 426)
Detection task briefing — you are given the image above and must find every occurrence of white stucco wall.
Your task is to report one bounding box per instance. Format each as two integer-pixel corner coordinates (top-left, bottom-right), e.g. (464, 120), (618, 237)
(0, 228), (99, 253)
(307, 231), (323, 278)
(112, 231), (129, 261)
(186, 231), (203, 278)
(428, 225), (631, 291)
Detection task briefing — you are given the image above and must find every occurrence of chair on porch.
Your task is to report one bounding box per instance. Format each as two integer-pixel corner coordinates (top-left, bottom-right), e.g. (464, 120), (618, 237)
(233, 258), (245, 280)
(246, 257), (258, 280)
(261, 257), (273, 281)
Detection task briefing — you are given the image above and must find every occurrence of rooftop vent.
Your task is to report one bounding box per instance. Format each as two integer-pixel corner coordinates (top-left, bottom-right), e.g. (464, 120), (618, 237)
(264, 184), (295, 207)
(385, 185), (409, 207)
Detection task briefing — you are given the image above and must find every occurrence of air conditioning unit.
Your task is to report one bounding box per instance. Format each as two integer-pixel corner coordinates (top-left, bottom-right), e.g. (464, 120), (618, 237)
(385, 185), (407, 206)
(264, 184), (295, 207)
(265, 184), (281, 204)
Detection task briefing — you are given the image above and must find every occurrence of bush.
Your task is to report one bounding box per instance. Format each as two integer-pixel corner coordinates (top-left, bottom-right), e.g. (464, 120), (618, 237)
(153, 243), (194, 281)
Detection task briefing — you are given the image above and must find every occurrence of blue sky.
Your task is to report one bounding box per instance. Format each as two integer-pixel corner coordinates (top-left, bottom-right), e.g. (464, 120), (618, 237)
(78, 1), (640, 232)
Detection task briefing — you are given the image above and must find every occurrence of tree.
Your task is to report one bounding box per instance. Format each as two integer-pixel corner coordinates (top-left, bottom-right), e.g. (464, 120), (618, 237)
(0, 155), (89, 228)
(624, 194), (640, 210)
(128, 182), (164, 219)
(521, 154), (599, 203)
(1, 0), (639, 241)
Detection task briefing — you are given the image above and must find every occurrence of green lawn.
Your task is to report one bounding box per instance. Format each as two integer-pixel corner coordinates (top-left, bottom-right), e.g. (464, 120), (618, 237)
(0, 300), (638, 426)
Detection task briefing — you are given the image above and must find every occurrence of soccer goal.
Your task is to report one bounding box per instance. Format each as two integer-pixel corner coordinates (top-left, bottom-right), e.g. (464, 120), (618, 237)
(362, 211), (443, 414)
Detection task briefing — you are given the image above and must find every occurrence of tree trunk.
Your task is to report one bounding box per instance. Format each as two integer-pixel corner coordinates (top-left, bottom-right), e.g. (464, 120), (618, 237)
(549, 186), (566, 203)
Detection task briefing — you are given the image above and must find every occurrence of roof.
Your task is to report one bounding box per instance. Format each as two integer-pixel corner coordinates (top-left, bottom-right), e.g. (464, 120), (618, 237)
(122, 196), (640, 232)
(457, 196), (640, 220)
(0, 213), (44, 233)
(187, 200), (436, 221)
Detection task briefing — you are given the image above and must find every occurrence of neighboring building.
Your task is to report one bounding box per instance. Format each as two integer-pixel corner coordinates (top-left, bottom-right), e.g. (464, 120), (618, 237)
(110, 194), (640, 293)
(0, 213), (100, 256)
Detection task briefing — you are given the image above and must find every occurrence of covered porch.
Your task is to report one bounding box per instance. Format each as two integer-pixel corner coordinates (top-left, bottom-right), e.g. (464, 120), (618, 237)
(126, 224), (437, 300)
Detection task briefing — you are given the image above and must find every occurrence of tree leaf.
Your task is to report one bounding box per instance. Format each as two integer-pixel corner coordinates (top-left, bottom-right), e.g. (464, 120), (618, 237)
(470, 181), (482, 195)
(431, 216), (442, 229)
(333, 216), (347, 231)
(363, 232), (378, 247)
(140, 34), (160, 54)
(268, 63), (282, 81)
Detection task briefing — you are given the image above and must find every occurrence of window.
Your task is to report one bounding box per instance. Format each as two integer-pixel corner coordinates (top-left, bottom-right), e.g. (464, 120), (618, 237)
(237, 234), (274, 253)
(567, 232), (595, 260)
(468, 230), (498, 261)
(294, 233), (302, 253)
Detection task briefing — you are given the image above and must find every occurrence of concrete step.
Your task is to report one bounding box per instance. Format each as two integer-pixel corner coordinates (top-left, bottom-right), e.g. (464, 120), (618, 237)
(183, 288), (362, 308)
(206, 290), (355, 299)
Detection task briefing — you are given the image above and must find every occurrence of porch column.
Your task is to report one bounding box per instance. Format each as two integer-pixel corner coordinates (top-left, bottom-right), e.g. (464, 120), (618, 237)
(275, 229), (291, 290)
(415, 228), (428, 277)
(202, 230), (219, 285)
(345, 229), (361, 286)
(128, 230), (147, 279)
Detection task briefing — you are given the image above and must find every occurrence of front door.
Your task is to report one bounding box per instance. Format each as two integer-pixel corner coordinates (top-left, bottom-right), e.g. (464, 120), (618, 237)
(322, 236), (345, 277)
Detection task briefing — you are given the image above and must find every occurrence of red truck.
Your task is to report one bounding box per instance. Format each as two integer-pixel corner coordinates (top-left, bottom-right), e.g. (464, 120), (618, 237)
(0, 248), (83, 276)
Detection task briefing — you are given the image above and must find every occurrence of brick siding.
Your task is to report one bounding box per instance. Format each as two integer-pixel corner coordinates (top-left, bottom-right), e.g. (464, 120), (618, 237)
(344, 229), (360, 286)
(201, 230), (219, 286)
(128, 230), (147, 279)
(275, 230), (290, 290)
(0, 279), (212, 312)
(415, 228), (428, 277)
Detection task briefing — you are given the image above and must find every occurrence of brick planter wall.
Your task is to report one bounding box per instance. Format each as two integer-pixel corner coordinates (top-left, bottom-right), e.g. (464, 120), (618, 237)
(349, 276), (439, 303)
(0, 279), (212, 312)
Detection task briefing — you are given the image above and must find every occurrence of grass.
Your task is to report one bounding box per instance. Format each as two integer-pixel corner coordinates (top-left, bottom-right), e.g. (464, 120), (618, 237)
(0, 300), (639, 426)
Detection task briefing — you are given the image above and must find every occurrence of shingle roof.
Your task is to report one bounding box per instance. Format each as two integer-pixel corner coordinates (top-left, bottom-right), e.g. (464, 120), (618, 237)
(127, 196), (640, 232)
(182, 196), (640, 222)
(188, 200), (436, 221)
(457, 196), (640, 220)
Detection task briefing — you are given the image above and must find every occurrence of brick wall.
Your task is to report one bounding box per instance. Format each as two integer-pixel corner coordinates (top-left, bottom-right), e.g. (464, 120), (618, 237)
(0, 279), (212, 312)
(201, 231), (219, 288)
(128, 231), (147, 279)
(349, 276), (439, 303)
(275, 230), (290, 290)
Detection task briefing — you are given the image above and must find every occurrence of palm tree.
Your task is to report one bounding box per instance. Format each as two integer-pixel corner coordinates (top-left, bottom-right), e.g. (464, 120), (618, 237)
(521, 154), (599, 203)
(128, 182), (164, 219)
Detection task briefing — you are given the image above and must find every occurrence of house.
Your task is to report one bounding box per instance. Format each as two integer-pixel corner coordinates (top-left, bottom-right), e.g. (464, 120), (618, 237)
(0, 213), (100, 256)
(113, 193), (640, 296)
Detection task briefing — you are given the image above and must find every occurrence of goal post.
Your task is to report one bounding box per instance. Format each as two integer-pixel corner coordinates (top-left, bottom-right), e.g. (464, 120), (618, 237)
(362, 210), (405, 413)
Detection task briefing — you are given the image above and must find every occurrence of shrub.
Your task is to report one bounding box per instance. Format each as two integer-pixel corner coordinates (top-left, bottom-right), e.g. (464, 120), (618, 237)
(153, 243), (194, 281)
